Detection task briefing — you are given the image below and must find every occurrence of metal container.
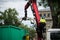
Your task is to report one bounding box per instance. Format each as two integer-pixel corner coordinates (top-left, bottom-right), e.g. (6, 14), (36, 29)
(0, 25), (27, 40)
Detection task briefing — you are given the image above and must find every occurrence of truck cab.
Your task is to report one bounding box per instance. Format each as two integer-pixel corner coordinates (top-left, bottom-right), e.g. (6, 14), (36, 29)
(47, 29), (60, 40)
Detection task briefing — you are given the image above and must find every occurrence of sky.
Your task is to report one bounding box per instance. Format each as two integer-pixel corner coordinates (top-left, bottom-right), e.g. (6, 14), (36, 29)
(0, 0), (45, 18)
(0, 0), (49, 27)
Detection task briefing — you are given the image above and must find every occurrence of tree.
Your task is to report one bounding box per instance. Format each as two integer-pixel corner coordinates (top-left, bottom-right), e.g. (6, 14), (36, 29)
(19, 24), (36, 39)
(40, 0), (60, 28)
(0, 8), (20, 26)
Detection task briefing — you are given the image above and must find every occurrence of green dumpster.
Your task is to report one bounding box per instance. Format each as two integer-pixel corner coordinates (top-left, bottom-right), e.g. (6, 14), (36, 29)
(0, 25), (27, 40)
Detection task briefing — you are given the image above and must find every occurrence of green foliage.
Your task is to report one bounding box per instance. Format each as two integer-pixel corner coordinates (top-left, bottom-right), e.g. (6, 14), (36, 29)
(19, 24), (36, 38)
(40, 0), (59, 10)
(39, 0), (48, 7)
(29, 27), (36, 38)
(0, 8), (20, 26)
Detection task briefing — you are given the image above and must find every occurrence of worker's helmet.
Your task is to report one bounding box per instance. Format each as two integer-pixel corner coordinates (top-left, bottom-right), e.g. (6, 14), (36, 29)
(41, 16), (45, 19)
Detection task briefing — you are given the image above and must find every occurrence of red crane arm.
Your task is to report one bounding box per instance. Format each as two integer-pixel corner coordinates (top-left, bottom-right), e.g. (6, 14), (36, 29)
(25, 0), (40, 26)
(25, 1), (31, 10)
(32, 2), (40, 26)
(24, 0), (42, 40)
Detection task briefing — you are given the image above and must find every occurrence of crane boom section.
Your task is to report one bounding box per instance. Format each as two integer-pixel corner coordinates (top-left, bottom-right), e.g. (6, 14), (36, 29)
(32, 2), (40, 26)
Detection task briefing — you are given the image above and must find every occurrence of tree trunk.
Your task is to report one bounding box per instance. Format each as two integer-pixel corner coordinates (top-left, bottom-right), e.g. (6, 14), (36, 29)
(48, 0), (58, 28)
(57, 0), (60, 28)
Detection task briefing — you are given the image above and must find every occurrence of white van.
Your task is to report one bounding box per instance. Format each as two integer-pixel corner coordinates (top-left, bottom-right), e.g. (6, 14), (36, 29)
(46, 29), (60, 40)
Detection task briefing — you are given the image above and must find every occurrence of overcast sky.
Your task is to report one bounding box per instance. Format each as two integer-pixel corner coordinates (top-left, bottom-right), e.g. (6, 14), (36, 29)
(0, 0), (49, 27)
(0, 0), (45, 18)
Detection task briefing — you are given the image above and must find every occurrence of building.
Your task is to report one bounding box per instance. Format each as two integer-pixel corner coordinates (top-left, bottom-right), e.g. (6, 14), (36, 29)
(39, 8), (53, 30)
(38, 8), (53, 40)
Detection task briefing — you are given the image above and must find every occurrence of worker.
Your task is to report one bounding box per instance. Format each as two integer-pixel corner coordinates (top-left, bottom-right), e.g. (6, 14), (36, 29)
(26, 35), (29, 40)
(40, 16), (46, 32)
(26, 33), (29, 40)
(36, 16), (46, 40)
